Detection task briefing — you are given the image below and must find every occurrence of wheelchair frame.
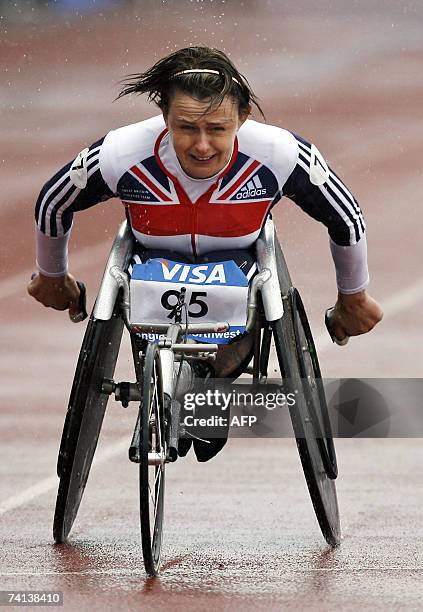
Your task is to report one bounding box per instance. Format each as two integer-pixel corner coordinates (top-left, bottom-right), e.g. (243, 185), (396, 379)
(53, 217), (340, 576)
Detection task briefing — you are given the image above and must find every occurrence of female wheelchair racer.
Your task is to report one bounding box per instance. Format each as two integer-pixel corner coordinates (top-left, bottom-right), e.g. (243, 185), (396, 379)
(26, 46), (383, 574)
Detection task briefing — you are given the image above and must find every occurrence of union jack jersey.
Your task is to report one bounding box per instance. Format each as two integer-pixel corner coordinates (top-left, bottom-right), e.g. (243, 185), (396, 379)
(35, 115), (365, 258)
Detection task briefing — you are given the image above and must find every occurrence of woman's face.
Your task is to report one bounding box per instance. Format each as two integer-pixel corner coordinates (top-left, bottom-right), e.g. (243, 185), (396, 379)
(165, 91), (249, 179)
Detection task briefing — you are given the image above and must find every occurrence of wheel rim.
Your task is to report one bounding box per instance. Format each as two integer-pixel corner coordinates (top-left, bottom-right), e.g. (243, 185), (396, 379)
(53, 314), (123, 543)
(290, 288), (338, 479)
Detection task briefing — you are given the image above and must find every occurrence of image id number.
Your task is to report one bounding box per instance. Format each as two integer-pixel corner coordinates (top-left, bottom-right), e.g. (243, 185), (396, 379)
(0, 591), (63, 606)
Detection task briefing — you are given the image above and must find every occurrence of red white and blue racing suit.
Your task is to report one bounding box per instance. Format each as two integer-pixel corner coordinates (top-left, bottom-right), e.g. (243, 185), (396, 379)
(34, 115), (369, 293)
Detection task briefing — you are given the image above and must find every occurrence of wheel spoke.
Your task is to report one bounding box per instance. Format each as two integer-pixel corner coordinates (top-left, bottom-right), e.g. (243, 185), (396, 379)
(155, 399), (162, 448)
(149, 377), (157, 420)
(148, 480), (155, 506)
(154, 465), (162, 488)
(154, 469), (162, 513)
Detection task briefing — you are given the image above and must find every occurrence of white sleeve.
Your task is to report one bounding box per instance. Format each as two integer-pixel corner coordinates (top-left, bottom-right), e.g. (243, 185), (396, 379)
(34, 134), (115, 275)
(35, 223), (71, 277)
(330, 233), (370, 294)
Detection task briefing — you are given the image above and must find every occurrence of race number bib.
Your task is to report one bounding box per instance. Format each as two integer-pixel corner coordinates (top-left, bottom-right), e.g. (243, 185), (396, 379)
(130, 259), (249, 344)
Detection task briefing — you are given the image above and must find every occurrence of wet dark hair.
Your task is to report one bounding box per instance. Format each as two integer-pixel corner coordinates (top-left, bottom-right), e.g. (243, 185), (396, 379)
(117, 46), (264, 119)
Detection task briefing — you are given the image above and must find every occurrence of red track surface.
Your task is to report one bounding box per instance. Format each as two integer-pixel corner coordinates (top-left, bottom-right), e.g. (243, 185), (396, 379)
(1, 2), (423, 610)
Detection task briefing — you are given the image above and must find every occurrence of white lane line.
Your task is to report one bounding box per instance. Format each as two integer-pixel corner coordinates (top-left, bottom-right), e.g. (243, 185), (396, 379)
(2, 568), (423, 576)
(315, 277), (423, 353)
(0, 437), (129, 517)
(0, 241), (110, 302)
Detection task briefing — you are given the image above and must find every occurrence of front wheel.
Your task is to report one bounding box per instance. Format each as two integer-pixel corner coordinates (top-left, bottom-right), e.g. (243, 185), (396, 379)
(139, 342), (166, 576)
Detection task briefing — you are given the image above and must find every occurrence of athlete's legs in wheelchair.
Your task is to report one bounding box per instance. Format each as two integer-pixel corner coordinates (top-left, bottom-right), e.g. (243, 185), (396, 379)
(132, 246), (257, 461)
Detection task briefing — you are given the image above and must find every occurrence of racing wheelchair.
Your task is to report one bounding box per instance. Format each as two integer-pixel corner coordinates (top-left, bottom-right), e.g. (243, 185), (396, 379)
(53, 218), (340, 576)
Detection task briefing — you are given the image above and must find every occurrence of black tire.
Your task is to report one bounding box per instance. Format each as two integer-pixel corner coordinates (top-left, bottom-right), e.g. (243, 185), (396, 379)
(139, 343), (166, 576)
(53, 312), (124, 543)
(273, 240), (341, 547)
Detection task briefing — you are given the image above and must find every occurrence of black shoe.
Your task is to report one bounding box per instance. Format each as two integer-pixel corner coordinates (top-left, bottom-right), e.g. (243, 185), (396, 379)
(177, 437), (193, 457)
(190, 361), (228, 461)
(193, 436), (228, 462)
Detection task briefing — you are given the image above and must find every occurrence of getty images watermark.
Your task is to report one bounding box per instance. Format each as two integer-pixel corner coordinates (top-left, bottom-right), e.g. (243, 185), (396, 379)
(183, 387), (296, 428)
(180, 378), (423, 438)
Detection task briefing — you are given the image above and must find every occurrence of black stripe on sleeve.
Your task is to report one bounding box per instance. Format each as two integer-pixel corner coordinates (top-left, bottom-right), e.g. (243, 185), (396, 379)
(284, 133), (366, 245)
(35, 136), (114, 237)
(52, 163), (114, 236)
(35, 163), (73, 234)
(283, 161), (359, 246)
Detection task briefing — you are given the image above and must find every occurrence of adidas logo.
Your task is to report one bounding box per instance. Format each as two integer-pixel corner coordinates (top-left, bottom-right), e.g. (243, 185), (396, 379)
(235, 175), (267, 199)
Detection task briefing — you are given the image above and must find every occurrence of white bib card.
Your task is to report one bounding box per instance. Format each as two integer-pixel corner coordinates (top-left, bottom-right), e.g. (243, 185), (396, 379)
(130, 259), (249, 344)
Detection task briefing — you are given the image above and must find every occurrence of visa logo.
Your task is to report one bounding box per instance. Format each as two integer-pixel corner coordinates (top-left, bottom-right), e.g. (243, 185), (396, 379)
(160, 262), (227, 284)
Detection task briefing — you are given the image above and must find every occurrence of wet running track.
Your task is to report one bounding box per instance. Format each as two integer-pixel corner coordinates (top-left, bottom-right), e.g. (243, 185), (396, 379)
(1, 2), (423, 610)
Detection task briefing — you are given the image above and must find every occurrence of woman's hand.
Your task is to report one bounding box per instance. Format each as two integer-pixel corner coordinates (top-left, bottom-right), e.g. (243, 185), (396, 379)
(329, 290), (383, 342)
(27, 272), (82, 319)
